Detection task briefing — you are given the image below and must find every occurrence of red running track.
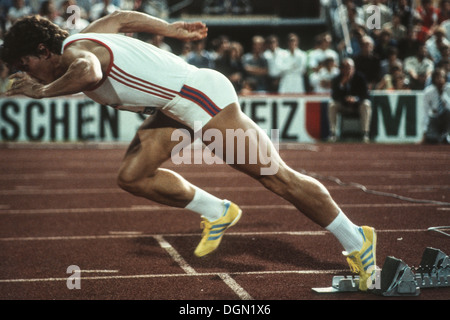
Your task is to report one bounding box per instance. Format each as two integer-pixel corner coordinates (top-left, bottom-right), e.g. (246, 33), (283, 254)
(0, 143), (449, 305)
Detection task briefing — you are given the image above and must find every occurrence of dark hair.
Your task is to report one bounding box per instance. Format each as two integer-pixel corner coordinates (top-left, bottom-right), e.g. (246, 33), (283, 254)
(431, 68), (446, 84)
(0, 15), (69, 69)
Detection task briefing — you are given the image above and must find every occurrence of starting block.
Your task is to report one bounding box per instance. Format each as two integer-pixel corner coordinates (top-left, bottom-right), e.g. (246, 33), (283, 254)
(312, 247), (450, 296)
(378, 256), (419, 296)
(415, 247), (450, 289)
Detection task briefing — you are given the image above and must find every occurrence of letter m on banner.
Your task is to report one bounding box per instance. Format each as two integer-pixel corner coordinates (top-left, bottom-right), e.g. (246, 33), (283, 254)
(371, 94), (418, 140)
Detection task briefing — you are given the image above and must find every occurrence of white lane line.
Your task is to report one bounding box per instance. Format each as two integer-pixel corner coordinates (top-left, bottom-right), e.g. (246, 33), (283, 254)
(0, 202), (446, 215)
(0, 170), (447, 181)
(0, 184), (448, 195)
(0, 269), (347, 284)
(0, 228), (431, 242)
(108, 231), (143, 235)
(153, 235), (197, 275)
(79, 270), (119, 273)
(218, 273), (253, 300)
(154, 235), (253, 300)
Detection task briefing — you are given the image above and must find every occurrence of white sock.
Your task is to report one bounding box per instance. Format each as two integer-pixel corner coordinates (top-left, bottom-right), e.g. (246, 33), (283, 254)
(326, 210), (364, 254)
(185, 186), (225, 221)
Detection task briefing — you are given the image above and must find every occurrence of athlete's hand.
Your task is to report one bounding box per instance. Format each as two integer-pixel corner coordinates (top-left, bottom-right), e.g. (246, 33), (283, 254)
(168, 21), (208, 41)
(5, 72), (44, 99)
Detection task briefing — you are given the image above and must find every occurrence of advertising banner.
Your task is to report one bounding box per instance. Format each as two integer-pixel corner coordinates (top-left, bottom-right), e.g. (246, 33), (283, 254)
(0, 92), (424, 143)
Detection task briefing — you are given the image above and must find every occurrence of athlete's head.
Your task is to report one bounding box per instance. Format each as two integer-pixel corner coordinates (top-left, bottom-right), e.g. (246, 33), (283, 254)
(0, 15), (69, 71)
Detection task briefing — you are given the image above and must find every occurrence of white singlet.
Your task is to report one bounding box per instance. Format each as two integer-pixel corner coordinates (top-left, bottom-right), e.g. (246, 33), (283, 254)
(62, 33), (238, 128)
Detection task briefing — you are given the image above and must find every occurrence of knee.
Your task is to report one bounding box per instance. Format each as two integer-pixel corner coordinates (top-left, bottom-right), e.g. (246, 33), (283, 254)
(117, 167), (138, 193)
(360, 100), (372, 115)
(117, 164), (152, 195)
(329, 101), (338, 113)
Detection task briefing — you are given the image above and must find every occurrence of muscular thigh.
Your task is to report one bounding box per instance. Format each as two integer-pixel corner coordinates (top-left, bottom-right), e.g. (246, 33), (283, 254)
(119, 110), (193, 181)
(202, 103), (284, 179)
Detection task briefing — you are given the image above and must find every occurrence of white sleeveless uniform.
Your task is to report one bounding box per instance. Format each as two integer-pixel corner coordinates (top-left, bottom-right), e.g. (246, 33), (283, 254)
(62, 33), (238, 128)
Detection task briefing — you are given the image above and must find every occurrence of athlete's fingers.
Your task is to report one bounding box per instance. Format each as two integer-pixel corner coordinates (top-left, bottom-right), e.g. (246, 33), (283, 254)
(183, 22), (208, 40)
(8, 72), (26, 81)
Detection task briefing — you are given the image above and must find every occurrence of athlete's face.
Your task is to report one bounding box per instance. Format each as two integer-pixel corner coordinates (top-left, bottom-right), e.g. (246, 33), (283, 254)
(17, 53), (56, 84)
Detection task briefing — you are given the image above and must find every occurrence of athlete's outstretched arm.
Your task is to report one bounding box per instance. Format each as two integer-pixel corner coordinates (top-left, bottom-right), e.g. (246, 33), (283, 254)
(82, 10), (207, 41)
(5, 45), (103, 98)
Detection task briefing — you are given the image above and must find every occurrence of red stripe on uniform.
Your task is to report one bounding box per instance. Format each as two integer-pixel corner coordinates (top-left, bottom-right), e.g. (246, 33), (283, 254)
(110, 67), (175, 100)
(112, 64), (178, 96)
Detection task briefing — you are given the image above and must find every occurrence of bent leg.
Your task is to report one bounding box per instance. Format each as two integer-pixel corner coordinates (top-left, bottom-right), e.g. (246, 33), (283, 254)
(117, 111), (197, 208)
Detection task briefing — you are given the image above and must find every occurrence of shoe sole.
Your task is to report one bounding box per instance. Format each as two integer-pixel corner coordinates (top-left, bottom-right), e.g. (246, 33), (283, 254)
(360, 226), (377, 291)
(371, 227), (377, 271)
(229, 208), (242, 228)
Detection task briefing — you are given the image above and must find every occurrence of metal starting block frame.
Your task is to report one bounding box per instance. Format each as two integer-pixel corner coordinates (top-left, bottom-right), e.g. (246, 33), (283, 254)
(415, 247), (450, 289)
(312, 247), (450, 296)
(312, 275), (360, 293)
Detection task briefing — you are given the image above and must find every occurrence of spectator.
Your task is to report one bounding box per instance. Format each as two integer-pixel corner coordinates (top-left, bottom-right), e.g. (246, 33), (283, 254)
(209, 35), (230, 61)
(309, 54), (339, 93)
(144, 0), (169, 19)
(241, 35), (268, 92)
(382, 11), (408, 42)
(39, 1), (62, 24)
(391, 72), (410, 90)
(89, 0), (120, 21)
(333, 0), (365, 42)
(263, 34), (286, 93)
(397, 20), (423, 60)
(415, 0), (440, 30)
(391, 0), (414, 29)
(240, 78), (256, 96)
(328, 58), (372, 143)
(436, 60), (450, 84)
(215, 41), (245, 92)
(179, 41), (192, 61)
(337, 23), (367, 58)
(150, 34), (172, 52)
(380, 46), (402, 77)
(404, 43), (434, 90)
(353, 35), (382, 89)
(373, 28), (397, 61)
(73, 0), (92, 16)
(187, 39), (215, 69)
(442, 18), (450, 39)
(308, 32), (339, 73)
(422, 68), (450, 144)
(278, 33), (307, 94)
(376, 62), (409, 90)
(7, 0), (31, 28)
(425, 26), (450, 64)
(411, 17), (432, 44)
(435, 43), (450, 74)
(438, 0), (450, 24)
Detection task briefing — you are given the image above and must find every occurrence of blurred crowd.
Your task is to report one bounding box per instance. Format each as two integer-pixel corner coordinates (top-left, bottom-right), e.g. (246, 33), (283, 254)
(0, 0), (450, 96)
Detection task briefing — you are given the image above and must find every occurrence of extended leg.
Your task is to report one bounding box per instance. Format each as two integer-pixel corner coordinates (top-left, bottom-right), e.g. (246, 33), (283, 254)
(203, 103), (376, 290)
(203, 103), (365, 253)
(203, 103), (341, 227)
